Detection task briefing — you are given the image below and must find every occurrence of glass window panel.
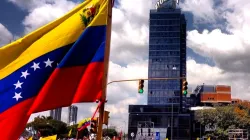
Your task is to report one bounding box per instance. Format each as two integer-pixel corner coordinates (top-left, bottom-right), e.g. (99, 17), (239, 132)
(156, 71), (164, 77)
(152, 71), (156, 77)
(155, 97), (160, 103)
(151, 97), (155, 103)
(164, 71), (169, 77)
(148, 97), (152, 103)
(160, 65), (164, 70)
(176, 71), (180, 77)
(163, 91), (168, 96)
(155, 65), (160, 69)
(160, 97), (165, 104)
(152, 91), (156, 97)
(160, 91), (164, 96)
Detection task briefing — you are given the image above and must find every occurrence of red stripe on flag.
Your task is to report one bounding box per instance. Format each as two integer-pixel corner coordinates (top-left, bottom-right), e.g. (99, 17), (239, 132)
(0, 98), (34, 140)
(78, 122), (91, 131)
(28, 62), (104, 114)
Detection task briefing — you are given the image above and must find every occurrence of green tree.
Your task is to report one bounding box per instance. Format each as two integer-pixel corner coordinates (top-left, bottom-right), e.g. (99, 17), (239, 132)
(67, 124), (78, 138)
(26, 116), (68, 138)
(102, 128), (118, 138)
(195, 104), (250, 139)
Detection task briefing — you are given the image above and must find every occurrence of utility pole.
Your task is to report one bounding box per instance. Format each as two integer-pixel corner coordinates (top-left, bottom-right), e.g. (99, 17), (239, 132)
(96, 0), (113, 139)
(171, 98), (173, 140)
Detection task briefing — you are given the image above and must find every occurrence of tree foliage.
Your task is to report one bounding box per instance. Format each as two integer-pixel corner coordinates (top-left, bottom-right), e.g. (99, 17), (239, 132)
(195, 103), (250, 139)
(67, 124), (78, 138)
(26, 116), (69, 138)
(103, 128), (118, 138)
(26, 116), (120, 139)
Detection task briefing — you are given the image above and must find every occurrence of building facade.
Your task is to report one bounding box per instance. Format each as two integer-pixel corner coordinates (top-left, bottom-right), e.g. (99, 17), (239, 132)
(148, 0), (186, 108)
(128, 105), (192, 140)
(68, 105), (78, 124)
(50, 108), (62, 121)
(193, 85), (231, 105)
(128, 1), (190, 139)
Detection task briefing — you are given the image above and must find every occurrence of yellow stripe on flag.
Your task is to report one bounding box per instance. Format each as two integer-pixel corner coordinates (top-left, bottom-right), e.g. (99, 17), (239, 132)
(77, 117), (91, 128)
(0, 0), (108, 79)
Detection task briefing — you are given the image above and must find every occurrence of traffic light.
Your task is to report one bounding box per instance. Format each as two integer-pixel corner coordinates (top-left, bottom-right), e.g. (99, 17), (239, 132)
(90, 117), (98, 134)
(103, 111), (110, 125)
(138, 80), (144, 94)
(182, 80), (188, 95)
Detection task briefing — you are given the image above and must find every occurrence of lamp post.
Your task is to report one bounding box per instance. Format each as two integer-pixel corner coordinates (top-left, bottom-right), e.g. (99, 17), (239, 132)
(200, 83), (205, 139)
(123, 121), (126, 140)
(171, 97), (173, 140)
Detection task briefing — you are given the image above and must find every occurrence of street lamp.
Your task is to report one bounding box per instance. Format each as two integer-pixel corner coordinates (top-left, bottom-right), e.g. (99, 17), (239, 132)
(123, 121), (126, 140)
(171, 98), (173, 140)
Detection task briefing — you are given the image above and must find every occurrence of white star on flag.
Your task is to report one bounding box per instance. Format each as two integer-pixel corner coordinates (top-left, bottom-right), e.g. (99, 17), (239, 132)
(14, 80), (23, 89)
(31, 62), (40, 71)
(21, 70), (30, 79)
(44, 58), (54, 67)
(13, 92), (22, 101)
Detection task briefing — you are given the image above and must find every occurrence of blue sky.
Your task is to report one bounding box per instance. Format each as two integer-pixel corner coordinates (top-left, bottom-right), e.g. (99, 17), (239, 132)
(0, 1), (27, 35)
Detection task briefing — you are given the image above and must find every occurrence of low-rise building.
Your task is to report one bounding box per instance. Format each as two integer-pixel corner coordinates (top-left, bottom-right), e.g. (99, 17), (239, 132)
(193, 84), (231, 106)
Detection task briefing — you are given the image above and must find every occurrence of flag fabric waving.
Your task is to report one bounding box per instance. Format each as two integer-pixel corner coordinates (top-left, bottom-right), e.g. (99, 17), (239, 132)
(0, 0), (109, 139)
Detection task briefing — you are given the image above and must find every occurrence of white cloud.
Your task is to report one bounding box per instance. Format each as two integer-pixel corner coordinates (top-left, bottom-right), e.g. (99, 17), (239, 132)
(187, 29), (246, 64)
(21, 0), (77, 33)
(0, 24), (13, 47)
(184, 0), (250, 73)
(179, 0), (218, 23)
(110, 0), (151, 64)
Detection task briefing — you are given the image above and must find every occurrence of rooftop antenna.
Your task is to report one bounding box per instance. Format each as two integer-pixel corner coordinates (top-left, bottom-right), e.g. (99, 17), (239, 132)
(155, 0), (179, 9)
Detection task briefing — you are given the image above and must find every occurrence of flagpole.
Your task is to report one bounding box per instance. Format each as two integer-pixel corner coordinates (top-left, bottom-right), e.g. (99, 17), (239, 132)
(97, 0), (113, 139)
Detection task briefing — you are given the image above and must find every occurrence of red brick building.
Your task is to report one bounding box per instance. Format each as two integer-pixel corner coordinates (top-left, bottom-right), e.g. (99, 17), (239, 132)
(193, 85), (231, 105)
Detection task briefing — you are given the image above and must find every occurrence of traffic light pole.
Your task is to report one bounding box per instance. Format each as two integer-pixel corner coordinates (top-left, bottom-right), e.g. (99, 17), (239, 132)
(96, 77), (186, 140)
(106, 77), (186, 140)
(107, 77), (186, 85)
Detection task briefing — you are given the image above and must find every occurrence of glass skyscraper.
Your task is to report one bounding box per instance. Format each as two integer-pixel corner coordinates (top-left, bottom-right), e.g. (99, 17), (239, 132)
(148, 1), (186, 106)
(128, 1), (191, 139)
(50, 108), (62, 121)
(68, 105), (78, 124)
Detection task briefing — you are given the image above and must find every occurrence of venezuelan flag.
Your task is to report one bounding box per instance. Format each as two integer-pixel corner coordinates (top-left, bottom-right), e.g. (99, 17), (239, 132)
(77, 117), (93, 131)
(0, 0), (111, 139)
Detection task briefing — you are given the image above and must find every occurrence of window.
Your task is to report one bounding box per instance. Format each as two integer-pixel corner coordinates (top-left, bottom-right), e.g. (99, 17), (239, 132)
(160, 97), (165, 104)
(150, 14), (180, 19)
(155, 97), (160, 103)
(151, 97), (155, 103)
(155, 71), (164, 77)
(151, 71), (156, 77)
(150, 32), (180, 37)
(150, 20), (180, 26)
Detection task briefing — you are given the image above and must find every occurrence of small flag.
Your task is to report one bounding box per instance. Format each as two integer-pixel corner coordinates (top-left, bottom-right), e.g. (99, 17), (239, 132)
(68, 129), (72, 137)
